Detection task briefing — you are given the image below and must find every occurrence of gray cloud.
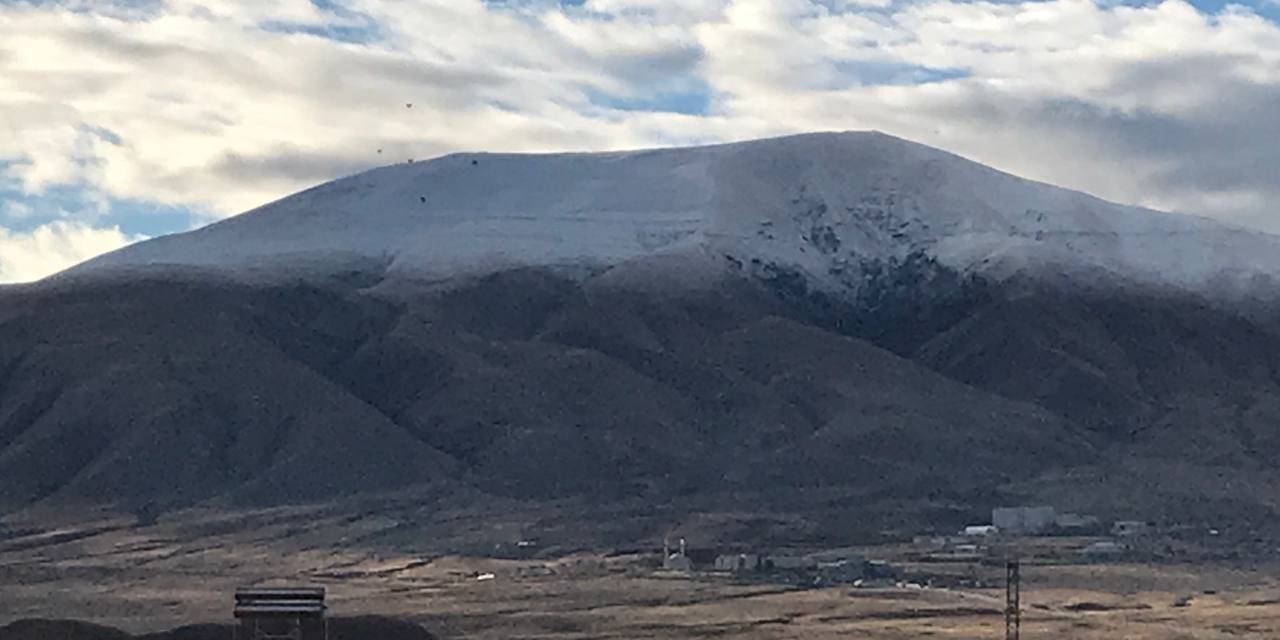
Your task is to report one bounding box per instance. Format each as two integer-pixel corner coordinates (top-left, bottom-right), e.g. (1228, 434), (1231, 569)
(208, 147), (376, 185)
(1005, 62), (1280, 225)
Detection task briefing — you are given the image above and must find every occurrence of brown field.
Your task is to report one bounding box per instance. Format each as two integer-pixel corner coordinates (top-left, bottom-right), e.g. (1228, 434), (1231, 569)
(3, 503), (1279, 639)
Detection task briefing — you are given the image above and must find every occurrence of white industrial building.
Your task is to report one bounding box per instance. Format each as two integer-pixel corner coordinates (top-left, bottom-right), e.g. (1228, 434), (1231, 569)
(714, 553), (761, 572)
(992, 506), (1057, 535)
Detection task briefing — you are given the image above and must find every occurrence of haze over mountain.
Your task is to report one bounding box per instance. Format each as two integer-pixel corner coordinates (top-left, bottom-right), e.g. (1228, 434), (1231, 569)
(4, 132), (1280, 535)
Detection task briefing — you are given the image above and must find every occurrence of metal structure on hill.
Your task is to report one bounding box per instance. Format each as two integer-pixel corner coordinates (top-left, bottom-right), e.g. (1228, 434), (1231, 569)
(234, 586), (327, 640)
(1005, 560), (1021, 640)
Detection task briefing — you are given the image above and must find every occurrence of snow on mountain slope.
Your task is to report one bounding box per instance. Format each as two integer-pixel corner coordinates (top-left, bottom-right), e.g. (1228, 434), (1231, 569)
(67, 131), (1280, 297)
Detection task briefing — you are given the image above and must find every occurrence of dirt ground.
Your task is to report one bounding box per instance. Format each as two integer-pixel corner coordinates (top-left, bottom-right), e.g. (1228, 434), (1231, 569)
(3, 505), (1279, 639)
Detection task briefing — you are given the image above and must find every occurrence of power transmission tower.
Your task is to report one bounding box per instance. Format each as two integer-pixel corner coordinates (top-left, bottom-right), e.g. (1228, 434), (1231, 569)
(1005, 560), (1021, 640)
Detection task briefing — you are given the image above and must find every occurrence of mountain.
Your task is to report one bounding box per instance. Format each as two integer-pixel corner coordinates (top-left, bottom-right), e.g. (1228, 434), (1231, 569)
(5, 131), (1280, 536)
(70, 131), (1280, 298)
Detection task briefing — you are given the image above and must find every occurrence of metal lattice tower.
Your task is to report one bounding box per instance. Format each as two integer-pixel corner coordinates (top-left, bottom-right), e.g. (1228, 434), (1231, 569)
(1005, 560), (1021, 640)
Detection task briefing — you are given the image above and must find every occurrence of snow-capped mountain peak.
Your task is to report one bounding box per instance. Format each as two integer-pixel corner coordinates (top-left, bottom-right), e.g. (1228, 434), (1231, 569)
(67, 131), (1280, 297)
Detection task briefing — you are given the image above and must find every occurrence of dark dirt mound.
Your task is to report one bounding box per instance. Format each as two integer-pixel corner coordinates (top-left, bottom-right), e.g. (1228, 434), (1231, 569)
(0, 617), (436, 640)
(332, 616), (437, 640)
(0, 619), (130, 640)
(1063, 601), (1153, 612)
(136, 624), (229, 640)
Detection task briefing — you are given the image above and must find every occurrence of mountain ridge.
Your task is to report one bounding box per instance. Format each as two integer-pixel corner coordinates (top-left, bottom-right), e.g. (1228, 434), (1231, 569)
(62, 131), (1280, 302)
(3, 131), (1279, 538)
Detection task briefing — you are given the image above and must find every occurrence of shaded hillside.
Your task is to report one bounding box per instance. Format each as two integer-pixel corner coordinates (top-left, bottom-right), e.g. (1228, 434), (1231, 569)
(5, 257), (1280, 526)
(748, 255), (1280, 487)
(0, 280), (457, 510)
(0, 270), (1092, 513)
(913, 287), (1280, 466)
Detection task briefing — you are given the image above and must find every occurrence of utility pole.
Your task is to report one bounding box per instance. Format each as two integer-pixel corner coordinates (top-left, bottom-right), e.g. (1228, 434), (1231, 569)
(1005, 560), (1021, 640)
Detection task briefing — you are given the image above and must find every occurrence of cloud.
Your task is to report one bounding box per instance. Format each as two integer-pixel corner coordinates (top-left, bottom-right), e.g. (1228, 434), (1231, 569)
(0, 1), (730, 219)
(0, 0), (1278, 258)
(692, 0), (1280, 229)
(0, 221), (143, 283)
(2, 200), (34, 220)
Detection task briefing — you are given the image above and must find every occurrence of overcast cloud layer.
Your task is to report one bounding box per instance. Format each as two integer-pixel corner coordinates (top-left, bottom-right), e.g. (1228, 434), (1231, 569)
(1, 0), (1278, 282)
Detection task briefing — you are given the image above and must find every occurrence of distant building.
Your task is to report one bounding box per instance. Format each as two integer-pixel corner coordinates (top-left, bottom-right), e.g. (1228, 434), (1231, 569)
(993, 506), (1057, 535)
(1083, 541), (1125, 557)
(912, 535), (948, 549)
(665, 554), (693, 572)
(766, 554), (818, 570)
(810, 550), (864, 564)
(1055, 513), (1101, 532)
(234, 586), (327, 640)
(866, 560), (900, 580)
(815, 559), (867, 584)
(1112, 521), (1151, 537)
(663, 537), (693, 572)
(962, 525), (999, 536)
(714, 553), (761, 572)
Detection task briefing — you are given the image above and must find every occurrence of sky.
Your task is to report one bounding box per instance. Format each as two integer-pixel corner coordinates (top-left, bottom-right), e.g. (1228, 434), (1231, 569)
(1, 0), (1278, 282)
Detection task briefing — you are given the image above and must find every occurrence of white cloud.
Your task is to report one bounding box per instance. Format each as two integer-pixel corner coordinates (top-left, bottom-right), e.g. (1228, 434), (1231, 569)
(692, 0), (1280, 229)
(2, 200), (34, 219)
(0, 0), (1278, 242)
(0, 221), (143, 283)
(0, 1), (728, 219)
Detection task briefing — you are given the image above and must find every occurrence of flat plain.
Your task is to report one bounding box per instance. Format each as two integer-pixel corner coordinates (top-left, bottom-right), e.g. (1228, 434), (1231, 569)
(3, 501), (1279, 639)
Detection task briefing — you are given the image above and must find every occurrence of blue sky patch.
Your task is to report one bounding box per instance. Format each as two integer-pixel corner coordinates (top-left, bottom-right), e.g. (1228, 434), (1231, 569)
(834, 60), (969, 87)
(259, 0), (382, 44)
(97, 198), (199, 238)
(81, 125), (124, 146)
(1187, 0), (1280, 20)
(587, 84), (713, 116)
(1, 178), (197, 238)
(7, 0), (164, 19)
(259, 20), (381, 44)
(1093, 0), (1279, 19)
